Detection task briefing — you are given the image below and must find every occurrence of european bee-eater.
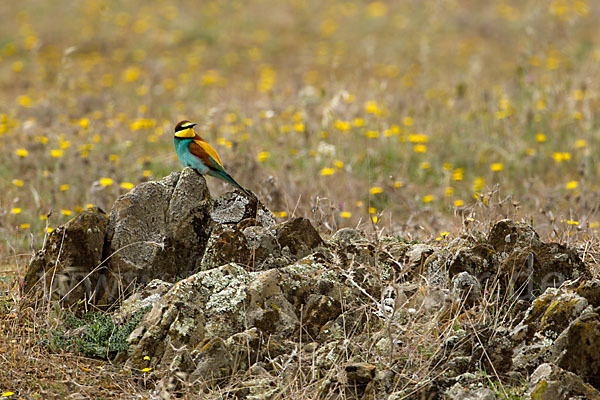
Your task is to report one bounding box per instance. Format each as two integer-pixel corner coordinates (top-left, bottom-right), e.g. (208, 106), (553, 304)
(174, 120), (251, 196)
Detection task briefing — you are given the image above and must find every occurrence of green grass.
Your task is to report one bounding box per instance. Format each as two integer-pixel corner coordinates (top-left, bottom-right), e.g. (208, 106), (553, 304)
(44, 307), (150, 359)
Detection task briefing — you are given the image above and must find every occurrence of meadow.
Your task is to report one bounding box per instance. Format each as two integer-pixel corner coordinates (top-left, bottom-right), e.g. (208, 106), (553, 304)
(0, 0), (599, 397)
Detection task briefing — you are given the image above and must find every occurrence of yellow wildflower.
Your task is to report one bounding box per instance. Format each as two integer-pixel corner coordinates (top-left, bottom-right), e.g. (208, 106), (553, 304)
(18, 95), (33, 108)
(99, 178), (113, 186)
(413, 144), (427, 153)
(367, 2), (387, 17)
(566, 181), (578, 190)
(16, 148), (28, 157)
(490, 163), (504, 172)
(50, 149), (63, 158)
(257, 151), (270, 162)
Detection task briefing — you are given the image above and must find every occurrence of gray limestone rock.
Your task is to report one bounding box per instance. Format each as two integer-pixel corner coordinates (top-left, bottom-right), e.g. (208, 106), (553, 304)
(101, 168), (212, 304)
(22, 207), (108, 308)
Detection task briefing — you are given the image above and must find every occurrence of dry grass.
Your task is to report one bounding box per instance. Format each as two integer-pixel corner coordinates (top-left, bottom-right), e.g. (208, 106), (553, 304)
(1, 0), (600, 397)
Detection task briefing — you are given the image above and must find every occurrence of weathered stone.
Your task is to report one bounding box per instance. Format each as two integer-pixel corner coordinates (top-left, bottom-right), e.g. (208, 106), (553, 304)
(329, 228), (363, 248)
(446, 384), (495, 400)
(576, 279), (600, 308)
(102, 168), (212, 304)
(127, 263), (251, 371)
(423, 249), (451, 288)
(513, 288), (588, 342)
(553, 310), (600, 389)
(487, 219), (541, 254)
(242, 225), (285, 270)
(447, 242), (497, 279)
(403, 243), (435, 277)
(345, 362), (376, 385)
(451, 271), (481, 306)
(302, 294), (342, 338)
(276, 217), (325, 259)
(22, 207), (108, 308)
(527, 363), (600, 399)
(499, 243), (589, 301)
(200, 225), (251, 271)
(211, 191), (275, 227)
(117, 279), (173, 318)
(245, 269), (301, 337)
(188, 337), (233, 382)
(317, 308), (368, 343)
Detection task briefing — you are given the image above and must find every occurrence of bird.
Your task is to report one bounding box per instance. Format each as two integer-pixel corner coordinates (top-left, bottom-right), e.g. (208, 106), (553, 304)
(173, 120), (251, 196)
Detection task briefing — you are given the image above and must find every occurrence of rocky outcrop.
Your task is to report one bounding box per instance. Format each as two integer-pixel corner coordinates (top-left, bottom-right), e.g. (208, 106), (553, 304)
(99, 168), (213, 305)
(23, 173), (600, 398)
(22, 207), (108, 307)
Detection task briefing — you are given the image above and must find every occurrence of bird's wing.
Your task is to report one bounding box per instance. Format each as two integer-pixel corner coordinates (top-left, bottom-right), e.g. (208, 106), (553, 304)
(188, 139), (226, 173)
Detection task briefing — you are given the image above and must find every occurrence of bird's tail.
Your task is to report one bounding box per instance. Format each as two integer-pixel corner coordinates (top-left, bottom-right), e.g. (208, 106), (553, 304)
(210, 170), (252, 197)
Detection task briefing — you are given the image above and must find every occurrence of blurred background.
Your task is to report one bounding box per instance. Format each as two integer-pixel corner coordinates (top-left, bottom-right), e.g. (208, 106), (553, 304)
(1, 0), (600, 260)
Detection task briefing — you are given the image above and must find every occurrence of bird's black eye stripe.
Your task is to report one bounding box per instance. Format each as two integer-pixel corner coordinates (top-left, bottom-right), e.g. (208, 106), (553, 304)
(175, 123), (191, 132)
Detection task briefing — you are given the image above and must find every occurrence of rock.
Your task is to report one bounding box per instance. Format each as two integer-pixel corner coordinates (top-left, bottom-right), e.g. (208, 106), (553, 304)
(317, 308), (368, 342)
(451, 271), (481, 306)
(101, 168), (212, 304)
(447, 242), (497, 280)
(576, 279), (600, 308)
(127, 263), (252, 372)
(345, 362), (376, 385)
(22, 207), (108, 308)
(126, 260), (352, 378)
(276, 217), (325, 259)
(499, 243), (590, 301)
(211, 191), (275, 227)
(527, 363), (600, 399)
(302, 294), (342, 338)
(245, 269), (301, 337)
(200, 225), (251, 271)
(515, 287), (588, 342)
(242, 225), (285, 270)
(510, 287), (590, 375)
(487, 219), (541, 254)
(328, 228), (363, 248)
(423, 249), (451, 288)
(117, 279), (173, 318)
(446, 384), (495, 400)
(403, 243), (435, 277)
(552, 310), (600, 389)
